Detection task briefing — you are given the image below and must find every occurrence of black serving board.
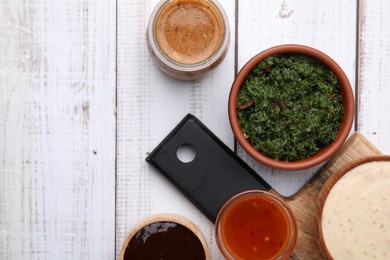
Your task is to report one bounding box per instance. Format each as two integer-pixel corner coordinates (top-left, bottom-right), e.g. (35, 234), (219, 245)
(146, 113), (271, 222)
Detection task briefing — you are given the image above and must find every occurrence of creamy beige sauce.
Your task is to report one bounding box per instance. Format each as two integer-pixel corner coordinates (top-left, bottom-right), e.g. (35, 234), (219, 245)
(156, 0), (223, 64)
(322, 161), (390, 259)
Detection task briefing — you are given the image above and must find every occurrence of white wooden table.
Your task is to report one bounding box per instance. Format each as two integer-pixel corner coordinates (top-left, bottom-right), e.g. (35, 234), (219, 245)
(1, 0), (389, 259)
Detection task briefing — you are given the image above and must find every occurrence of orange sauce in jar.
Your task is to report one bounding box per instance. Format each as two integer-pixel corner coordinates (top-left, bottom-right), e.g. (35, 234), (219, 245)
(216, 191), (296, 260)
(155, 0), (223, 64)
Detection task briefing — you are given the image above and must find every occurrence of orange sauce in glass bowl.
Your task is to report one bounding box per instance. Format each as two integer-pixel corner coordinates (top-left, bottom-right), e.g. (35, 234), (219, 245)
(155, 0), (223, 64)
(215, 191), (297, 260)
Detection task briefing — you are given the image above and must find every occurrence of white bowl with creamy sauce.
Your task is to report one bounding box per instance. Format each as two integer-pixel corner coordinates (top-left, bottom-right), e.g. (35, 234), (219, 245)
(317, 156), (390, 259)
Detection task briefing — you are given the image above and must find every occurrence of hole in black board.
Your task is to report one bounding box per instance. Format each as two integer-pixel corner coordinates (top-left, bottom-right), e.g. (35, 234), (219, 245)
(176, 144), (196, 163)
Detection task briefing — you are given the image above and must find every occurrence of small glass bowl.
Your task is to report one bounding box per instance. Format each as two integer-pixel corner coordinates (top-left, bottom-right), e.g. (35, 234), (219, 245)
(146, 0), (230, 80)
(215, 190), (297, 260)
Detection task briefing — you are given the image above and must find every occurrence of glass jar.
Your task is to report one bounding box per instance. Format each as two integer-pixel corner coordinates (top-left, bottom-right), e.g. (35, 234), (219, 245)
(215, 190), (297, 260)
(146, 0), (230, 80)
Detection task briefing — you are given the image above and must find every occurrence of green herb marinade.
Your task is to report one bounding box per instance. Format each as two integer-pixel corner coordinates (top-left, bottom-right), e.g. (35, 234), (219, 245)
(236, 54), (344, 161)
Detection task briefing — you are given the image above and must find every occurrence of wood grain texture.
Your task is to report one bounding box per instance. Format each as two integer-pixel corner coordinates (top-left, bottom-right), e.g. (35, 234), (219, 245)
(1, 0), (389, 259)
(0, 0), (116, 259)
(287, 132), (382, 259)
(116, 0), (235, 259)
(237, 0), (358, 197)
(358, 0), (390, 154)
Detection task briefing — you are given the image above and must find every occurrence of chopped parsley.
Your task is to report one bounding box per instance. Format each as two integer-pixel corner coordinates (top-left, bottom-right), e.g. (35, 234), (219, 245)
(237, 54), (344, 162)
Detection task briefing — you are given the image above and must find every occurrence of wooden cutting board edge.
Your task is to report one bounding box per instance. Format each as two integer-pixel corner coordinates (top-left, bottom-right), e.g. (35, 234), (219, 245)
(284, 132), (382, 259)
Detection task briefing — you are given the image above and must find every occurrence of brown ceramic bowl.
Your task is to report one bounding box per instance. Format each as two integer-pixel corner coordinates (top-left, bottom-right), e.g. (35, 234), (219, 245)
(228, 44), (354, 171)
(316, 155), (390, 259)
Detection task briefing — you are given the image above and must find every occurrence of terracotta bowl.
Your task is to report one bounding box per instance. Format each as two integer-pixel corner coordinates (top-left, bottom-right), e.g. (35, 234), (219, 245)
(119, 213), (210, 260)
(316, 155), (390, 259)
(228, 44), (354, 171)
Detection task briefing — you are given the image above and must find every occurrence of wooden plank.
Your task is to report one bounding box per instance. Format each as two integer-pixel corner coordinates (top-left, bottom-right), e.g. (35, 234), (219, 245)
(0, 1), (116, 259)
(237, 0), (358, 197)
(357, 0), (390, 154)
(115, 0), (236, 258)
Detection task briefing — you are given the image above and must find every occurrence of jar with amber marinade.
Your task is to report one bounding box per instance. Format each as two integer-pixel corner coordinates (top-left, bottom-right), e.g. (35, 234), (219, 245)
(215, 190), (297, 260)
(146, 0), (230, 80)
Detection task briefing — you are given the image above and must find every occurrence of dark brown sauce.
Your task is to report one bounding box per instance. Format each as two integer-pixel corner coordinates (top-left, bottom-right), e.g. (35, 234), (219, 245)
(124, 221), (206, 260)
